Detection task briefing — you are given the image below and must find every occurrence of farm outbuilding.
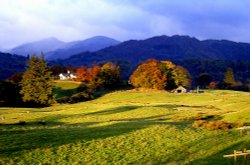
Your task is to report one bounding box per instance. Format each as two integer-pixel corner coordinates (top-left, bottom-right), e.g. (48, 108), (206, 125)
(174, 86), (187, 93)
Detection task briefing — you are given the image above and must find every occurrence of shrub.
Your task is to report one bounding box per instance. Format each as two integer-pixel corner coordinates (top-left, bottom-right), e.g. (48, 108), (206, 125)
(193, 120), (247, 131)
(192, 120), (207, 128)
(205, 121), (232, 131)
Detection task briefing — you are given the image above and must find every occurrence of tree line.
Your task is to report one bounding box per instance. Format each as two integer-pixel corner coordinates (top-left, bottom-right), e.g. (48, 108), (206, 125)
(0, 54), (249, 107)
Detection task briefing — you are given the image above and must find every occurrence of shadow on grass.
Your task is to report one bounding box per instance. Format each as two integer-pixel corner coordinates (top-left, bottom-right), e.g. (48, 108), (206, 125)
(0, 110), (188, 158)
(53, 87), (80, 99)
(188, 140), (250, 165)
(81, 105), (141, 116)
(153, 104), (206, 109)
(0, 103), (238, 164)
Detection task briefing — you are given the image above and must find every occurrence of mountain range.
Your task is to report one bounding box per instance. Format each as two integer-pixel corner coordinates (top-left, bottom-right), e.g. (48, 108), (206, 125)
(58, 35), (250, 64)
(46, 36), (120, 60)
(9, 37), (65, 56)
(1, 35), (250, 81)
(9, 36), (120, 59)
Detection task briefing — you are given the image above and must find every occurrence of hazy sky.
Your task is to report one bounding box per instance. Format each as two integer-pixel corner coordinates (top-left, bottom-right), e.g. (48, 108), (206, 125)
(1, 0), (250, 48)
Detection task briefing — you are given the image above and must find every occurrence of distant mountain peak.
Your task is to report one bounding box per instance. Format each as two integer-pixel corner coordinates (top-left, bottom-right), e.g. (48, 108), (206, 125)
(0, 46), (7, 52)
(41, 37), (62, 42)
(46, 36), (120, 60)
(10, 37), (65, 56)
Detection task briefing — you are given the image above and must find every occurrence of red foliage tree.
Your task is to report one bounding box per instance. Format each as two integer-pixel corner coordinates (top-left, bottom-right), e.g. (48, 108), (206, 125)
(76, 67), (88, 82)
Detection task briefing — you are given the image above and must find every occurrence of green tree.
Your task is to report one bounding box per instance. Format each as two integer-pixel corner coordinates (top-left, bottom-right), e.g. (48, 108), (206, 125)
(160, 61), (177, 89)
(197, 73), (212, 89)
(224, 67), (236, 86)
(174, 66), (191, 88)
(20, 53), (55, 106)
(100, 62), (121, 89)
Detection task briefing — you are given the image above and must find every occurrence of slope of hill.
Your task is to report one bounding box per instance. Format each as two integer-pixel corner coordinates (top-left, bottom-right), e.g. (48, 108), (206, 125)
(0, 89), (249, 164)
(0, 52), (27, 80)
(10, 37), (65, 56)
(46, 36), (120, 60)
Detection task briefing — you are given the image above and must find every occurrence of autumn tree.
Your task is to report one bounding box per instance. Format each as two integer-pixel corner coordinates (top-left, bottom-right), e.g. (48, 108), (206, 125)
(130, 59), (191, 90)
(130, 59), (167, 90)
(224, 67), (236, 86)
(76, 67), (88, 82)
(20, 53), (55, 106)
(76, 62), (121, 94)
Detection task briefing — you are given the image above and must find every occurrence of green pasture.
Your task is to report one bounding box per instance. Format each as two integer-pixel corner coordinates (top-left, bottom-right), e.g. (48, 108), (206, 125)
(0, 86), (250, 164)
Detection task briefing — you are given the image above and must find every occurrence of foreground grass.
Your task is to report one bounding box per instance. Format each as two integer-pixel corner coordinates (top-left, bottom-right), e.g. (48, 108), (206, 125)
(0, 90), (250, 164)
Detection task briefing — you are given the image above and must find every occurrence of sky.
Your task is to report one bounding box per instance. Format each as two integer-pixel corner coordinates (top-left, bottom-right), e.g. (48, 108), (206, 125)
(0, 0), (250, 49)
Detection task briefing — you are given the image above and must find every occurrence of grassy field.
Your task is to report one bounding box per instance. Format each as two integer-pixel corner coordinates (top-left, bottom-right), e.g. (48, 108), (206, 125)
(0, 85), (250, 164)
(53, 80), (81, 99)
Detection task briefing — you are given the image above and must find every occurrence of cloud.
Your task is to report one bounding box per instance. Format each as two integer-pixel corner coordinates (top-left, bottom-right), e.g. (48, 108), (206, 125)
(0, 0), (250, 48)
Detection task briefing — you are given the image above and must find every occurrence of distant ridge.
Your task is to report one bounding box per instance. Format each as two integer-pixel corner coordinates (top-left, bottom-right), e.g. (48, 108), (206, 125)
(56, 35), (250, 65)
(9, 36), (120, 59)
(46, 36), (120, 60)
(10, 37), (65, 56)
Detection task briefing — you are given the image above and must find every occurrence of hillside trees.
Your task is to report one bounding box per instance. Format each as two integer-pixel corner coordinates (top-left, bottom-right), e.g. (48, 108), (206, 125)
(76, 62), (121, 91)
(197, 73), (213, 89)
(0, 80), (23, 106)
(129, 59), (191, 90)
(20, 54), (55, 106)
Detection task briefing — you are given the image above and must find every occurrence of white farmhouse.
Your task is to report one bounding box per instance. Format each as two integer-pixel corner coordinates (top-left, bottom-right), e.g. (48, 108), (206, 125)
(59, 70), (77, 80)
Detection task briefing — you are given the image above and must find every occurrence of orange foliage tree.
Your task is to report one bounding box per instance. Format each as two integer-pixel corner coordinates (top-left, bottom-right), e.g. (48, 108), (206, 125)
(76, 62), (121, 92)
(130, 59), (191, 90)
(129, 59), (167, 90)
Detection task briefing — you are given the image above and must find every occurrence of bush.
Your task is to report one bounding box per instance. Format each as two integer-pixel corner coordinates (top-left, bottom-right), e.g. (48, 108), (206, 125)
(192, 120), (246, 131)
(192, 120), (207, 128)
(205, 121), (232, 131)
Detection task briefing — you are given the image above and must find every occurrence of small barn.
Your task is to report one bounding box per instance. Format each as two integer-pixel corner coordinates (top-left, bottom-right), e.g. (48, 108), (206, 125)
(174, 86), (187, 93)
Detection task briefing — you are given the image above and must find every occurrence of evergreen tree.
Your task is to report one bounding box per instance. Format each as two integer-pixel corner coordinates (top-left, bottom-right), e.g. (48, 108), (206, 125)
(20, 53), (55, 106)
(224, 67), (236, 86)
